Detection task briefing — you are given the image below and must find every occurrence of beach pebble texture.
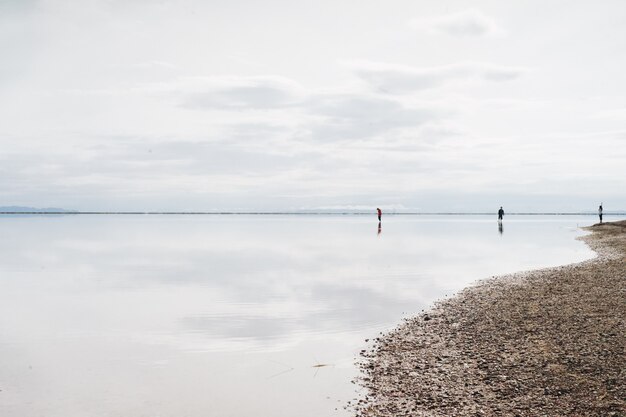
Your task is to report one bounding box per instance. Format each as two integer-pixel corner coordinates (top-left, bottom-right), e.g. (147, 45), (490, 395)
(355, 221), (626, 417)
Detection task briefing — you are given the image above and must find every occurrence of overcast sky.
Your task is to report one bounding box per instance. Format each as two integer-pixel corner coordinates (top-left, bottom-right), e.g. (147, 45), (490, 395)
(1, 0), (625, 211)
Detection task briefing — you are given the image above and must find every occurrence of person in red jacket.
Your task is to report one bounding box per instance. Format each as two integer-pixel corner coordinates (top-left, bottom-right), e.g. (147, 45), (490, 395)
(377, 208), (382, 222)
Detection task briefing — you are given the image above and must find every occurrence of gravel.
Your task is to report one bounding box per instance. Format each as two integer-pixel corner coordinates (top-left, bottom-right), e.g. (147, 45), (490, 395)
(354, 220), (626, 417)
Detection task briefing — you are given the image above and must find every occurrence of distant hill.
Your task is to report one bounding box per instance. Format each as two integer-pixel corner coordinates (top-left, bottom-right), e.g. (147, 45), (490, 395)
(0, 206), (70, 213)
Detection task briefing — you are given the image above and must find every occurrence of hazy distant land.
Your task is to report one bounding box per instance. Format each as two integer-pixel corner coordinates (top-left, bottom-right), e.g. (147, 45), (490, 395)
(0, 206), (70, 213)
(0, 207), (624, 216)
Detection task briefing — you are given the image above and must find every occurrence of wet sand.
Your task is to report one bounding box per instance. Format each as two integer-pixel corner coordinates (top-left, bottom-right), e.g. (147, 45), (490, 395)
(354, 220), (626, 416)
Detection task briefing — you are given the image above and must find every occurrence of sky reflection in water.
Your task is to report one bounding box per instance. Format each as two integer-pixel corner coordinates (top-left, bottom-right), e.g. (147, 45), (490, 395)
(0, 215), (596, 417)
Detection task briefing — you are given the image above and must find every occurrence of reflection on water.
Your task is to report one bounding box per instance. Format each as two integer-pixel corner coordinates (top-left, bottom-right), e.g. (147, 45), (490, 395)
(0, 215), (596, 416)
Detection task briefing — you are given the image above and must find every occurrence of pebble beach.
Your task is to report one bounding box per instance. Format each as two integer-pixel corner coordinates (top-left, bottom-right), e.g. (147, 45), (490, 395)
(355, 220), (626, 416)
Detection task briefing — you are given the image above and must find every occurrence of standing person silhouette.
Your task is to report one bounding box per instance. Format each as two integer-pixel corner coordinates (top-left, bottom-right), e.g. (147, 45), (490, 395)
(376, 208), (382, 222)
(498, 206), (504, 221)
(599, 203), (603, 223)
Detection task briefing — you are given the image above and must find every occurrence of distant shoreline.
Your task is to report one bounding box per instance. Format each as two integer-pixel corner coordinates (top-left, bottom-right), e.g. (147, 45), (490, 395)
(354, 221), (626, 416)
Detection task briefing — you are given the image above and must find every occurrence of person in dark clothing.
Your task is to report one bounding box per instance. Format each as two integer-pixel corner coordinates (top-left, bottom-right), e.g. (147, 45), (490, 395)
(376, 208), (382, 222)
(599, 203), (603, 223)
(498, 206), (504, 221)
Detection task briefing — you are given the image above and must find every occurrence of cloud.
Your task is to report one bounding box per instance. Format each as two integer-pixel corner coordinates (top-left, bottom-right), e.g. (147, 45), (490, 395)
(591, 107), (626, 120)
(145, 73), (443, 142)
(347, 60), (523, 93)
(411, 10), (501, 37)
(173, 76), (306, 109)
(0, 0), (39, 15)
(305, 93), (440, 140)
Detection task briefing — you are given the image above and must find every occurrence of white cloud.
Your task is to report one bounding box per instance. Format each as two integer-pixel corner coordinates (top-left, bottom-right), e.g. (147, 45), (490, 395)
(304, 92), (440, 141)
(411, 10), (501, 37)
(347, 60), (524, 93)
(591, 107), (626, 120)
(171, 76), (307, 109)
(138, 74), (444, 143)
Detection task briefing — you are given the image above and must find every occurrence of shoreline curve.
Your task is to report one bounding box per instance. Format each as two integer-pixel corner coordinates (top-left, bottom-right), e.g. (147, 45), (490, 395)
(354, 220), (626, 416)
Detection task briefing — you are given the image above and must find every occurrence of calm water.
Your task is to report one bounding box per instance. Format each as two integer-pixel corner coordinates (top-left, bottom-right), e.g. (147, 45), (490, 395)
(0, 214), (601, 416)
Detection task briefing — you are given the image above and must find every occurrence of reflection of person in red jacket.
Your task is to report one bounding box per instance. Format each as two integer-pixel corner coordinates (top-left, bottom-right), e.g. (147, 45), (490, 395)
(377, 208), (382, 222)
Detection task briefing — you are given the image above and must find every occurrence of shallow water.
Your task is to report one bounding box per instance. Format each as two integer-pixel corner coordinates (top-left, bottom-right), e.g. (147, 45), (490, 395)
(0, 214), (598, 416)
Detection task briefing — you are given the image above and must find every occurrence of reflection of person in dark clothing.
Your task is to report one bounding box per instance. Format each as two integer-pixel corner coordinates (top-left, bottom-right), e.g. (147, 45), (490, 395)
(599, 203), (603, 223)
(377, 208), (382, 222)
(498, 206), (504, 221)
